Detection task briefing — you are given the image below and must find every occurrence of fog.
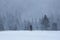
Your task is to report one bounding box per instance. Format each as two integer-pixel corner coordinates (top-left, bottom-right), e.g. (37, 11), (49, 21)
(0, 0), (60, 30)
(0, 0), (60, 21)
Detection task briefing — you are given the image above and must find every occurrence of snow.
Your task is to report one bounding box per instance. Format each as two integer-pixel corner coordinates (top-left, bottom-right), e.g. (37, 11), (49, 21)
(0, 31), (60, 40)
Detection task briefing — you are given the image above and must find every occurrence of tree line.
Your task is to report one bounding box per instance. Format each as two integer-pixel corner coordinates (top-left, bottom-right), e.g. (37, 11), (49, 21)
(0, 14), (58, 31)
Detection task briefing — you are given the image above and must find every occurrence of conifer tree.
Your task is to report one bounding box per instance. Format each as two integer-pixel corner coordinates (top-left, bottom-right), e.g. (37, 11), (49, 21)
(41, 15), (50, 30)
(52, 23), (57, 30)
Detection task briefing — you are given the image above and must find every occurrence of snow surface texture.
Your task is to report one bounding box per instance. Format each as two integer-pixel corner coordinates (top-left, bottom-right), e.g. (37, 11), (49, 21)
(0, 31), (60, 40)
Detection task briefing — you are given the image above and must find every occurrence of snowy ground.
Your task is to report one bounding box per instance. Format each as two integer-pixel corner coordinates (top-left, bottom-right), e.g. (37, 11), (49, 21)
(0, 31), (60, 40)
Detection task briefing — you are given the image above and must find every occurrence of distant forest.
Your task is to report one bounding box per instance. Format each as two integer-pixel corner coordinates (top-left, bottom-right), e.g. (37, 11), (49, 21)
(0, 14), (58, 31)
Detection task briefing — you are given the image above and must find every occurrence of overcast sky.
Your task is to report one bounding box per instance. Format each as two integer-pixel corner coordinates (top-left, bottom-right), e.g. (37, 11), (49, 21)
(0, 0), (60, 21)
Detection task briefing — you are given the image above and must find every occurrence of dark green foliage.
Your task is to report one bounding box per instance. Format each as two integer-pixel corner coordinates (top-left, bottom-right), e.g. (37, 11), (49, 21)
(0, 24), (4, 30)
(52, 23), (57, 30)
(0, 16), (4, 31)
(41, 15), (50, 30)
(30, 25), (32, 31)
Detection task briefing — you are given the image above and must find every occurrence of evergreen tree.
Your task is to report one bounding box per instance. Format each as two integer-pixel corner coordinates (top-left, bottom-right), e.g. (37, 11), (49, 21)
(27, 21), (31, 30)
(0, 16), (4, 30)
(52, 23), (57, 30)
(29, 24), (32, 31)
(25, 21), (33, 30)
(41, 15), (50, 30)
(24, 20), (28, 30)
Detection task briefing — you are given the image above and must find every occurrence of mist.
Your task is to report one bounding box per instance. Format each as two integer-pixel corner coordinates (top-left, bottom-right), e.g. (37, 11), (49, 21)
(0, 0), (60, 30)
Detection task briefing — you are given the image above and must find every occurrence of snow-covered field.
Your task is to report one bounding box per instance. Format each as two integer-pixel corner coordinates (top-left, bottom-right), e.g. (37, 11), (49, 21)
(0, 31), (60, 40)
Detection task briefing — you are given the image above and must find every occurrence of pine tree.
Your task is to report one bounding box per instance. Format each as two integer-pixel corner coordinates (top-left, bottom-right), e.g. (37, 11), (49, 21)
(27, 21), (31, 30)
(41, 15), (50, 30)
(0, 16), (4, 30)
(30, 24), (32, 31)
(52, 23), (57, 30)
(25, 21), (33, 31)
